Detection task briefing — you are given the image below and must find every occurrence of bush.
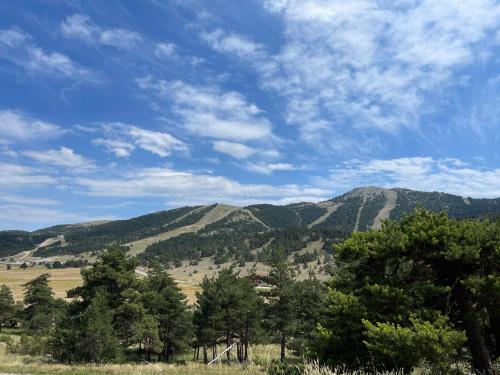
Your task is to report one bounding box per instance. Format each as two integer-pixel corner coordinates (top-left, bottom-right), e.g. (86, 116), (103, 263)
(267, 360), (304, 375)
(8, 334), (49, 356)
(0, 334), (13, 344)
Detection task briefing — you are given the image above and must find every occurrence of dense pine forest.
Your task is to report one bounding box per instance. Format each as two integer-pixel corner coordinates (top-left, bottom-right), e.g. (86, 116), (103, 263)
(1, 209), (499, 374)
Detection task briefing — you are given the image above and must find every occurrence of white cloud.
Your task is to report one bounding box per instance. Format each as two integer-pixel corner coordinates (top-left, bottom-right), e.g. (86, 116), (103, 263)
(0, 28), (94, 80)
(94, 123), (187, 157)
(0, 194), (59, 206)
(22, 147), (95, 171)
(61, 14), (142, 50)
(127, 125), (187, 157)
(76, 166), (330, 205)
(213, 140), (257, 159)
(0, 163), (55, 187)
(245, 162), (297, 175)
(92, 138), (135, 157)
(155, 42), (176, 57)
(320, 157), (500, 198)
(0, 110), (63, 144)
(200, 29), (265, 60)
(0, 204), (118, 231)
(136, 77), (274, 142)
(203, 0), (500, 147)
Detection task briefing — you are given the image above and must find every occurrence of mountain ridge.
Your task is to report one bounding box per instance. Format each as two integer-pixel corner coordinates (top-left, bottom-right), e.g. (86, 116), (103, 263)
(1, 187), (499, 264)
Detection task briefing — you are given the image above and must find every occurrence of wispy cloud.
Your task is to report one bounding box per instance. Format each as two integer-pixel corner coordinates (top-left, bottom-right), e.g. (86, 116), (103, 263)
(0, 204), (118, 231)
(94, 123), (187, 158)
(201, 1), (500, 151)
(76, 166), (330, 205)
(213, 140), (257, 159)
(245, 162), (297, 175)
(136, 77), (275, 142)
(0, 163), (55, 187)
(319, 157), (500, 198)
(200, 28), (265, 60)
(0, 28), (95, 80)
(22, 147), (95, 171)
(0, 194), (59, 206)
(0, 109), (63, 144)
(154, 42), (177, 58)
(61, 14), (142, 50)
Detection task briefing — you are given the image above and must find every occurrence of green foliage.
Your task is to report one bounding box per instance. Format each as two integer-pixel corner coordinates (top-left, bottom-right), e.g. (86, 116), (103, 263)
(0, 284), (16, 330)
(266, 249), (298, 362)
(193, 267), (264, 363)
(311, 209), (499, 374)
(389, 189), (500, 220)
(22, 273), (64, 334)
(0, 230), (51, 258)
(77, 291), (123, 363)
(290, 276), (327, 356)
(51, 248), (191, 364)
(363, 316), (466, 373)
(314, 196), (362, 232)
(266, 360), (304, 375)
(35, 206), (201, 256)
(247, 205), (302, 228)
(8, 333), (50, 356)
(141, 266), (192, 361)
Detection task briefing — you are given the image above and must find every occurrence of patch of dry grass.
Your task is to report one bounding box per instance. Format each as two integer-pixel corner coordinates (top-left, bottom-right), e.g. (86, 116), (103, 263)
(0, 352), (265, 375)
(0, 265), (83, 300)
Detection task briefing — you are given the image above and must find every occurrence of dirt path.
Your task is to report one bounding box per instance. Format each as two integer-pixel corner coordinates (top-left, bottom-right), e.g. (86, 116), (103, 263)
(373, 189), (397, 229)
(240, 209), (270, 229)
(127, 204), (239, 255)
(353, 193), (368, 232)
(308, 203), (340, 227)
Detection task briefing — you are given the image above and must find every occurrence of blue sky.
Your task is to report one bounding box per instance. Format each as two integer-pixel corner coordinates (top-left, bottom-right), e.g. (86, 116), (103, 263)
(1, 0), (500, 230)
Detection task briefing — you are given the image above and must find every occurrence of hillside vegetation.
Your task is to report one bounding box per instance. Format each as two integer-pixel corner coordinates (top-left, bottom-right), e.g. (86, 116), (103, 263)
(1, 187), (499, 266)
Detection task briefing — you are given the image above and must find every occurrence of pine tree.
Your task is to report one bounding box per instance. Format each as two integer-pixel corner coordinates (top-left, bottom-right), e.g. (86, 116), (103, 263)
(193, 268), (264, 363)
(311, 209), (499, 374)
(22, 273), (62, 334)
(77, 291), (122, 363)
(131, 314), (162, 361)
(291, 275), (326, 356)
(267, 248), (297, 362)
(0, 284), (16, 331)
(142, 266), (191, 361)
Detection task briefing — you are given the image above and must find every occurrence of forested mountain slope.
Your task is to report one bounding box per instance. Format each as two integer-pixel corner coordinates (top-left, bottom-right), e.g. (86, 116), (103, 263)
(1, 187), (499, 263)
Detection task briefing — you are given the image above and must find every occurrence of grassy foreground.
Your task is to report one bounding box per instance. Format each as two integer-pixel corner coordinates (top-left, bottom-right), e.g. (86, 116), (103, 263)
(0, 344), (265, 375)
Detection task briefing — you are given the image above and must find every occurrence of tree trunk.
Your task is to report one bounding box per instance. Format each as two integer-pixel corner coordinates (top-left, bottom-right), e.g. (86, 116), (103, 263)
(280, 331), (286, 362)
(244, 340), (249, 362)
(455, 284), (492, 374)
(488, 306), (500, 358)
(203, 346), (208, 364)
(226, 331), (231, 364)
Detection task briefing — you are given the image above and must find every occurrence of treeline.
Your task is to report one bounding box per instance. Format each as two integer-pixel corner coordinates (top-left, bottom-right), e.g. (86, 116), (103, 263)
(34, 206), (202, 257)
(1, 209), (499, 374)
(0, 230), (52, 258)
(0, 247), (325, 365)
(142, 225), (347, 266)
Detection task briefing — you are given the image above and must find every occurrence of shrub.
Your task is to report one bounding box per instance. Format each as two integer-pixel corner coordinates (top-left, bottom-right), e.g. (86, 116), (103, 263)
(8, 334), (49, 356)
(0, 334), (13, 344)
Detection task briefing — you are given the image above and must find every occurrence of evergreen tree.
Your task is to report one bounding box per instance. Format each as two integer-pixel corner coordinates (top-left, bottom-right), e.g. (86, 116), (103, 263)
(193, 268), (263, 363)
(76, 291), (122, 363)
(311, 209), (498, 374)
(291, 275), (327, 356)
(267, 248), (297, 362)
(131, 314), (162, 361)
(234, 273), (263, 362)
(22, 273), (62, 334)
(141, 266), (191, 361)
(0, 284), (16, 331)
(68, 248), (145, 345)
